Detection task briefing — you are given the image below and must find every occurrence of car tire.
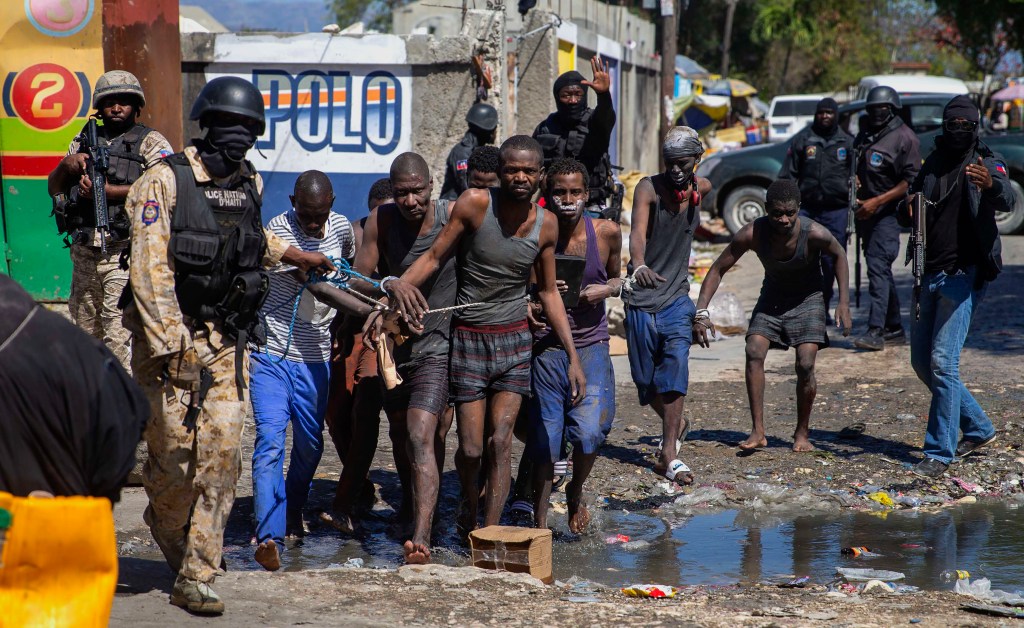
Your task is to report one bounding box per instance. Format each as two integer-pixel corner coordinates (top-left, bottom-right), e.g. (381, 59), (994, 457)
(723, 185), (767, 234)
(996, 178), (1024, 235)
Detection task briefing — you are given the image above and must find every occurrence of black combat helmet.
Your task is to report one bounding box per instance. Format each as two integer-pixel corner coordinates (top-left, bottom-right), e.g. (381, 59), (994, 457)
(865, 85), (901, 110)
(190, 76), (266, 133)
(466, 102), (499, 132)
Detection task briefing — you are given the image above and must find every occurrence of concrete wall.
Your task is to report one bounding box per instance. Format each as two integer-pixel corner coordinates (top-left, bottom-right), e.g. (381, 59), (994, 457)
(180, 10), (505, 222)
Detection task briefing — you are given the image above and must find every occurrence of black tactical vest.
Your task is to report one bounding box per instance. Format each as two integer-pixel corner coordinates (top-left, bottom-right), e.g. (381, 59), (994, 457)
(72, 123), (152, 239)
(165, 153), (269, 341)
(534, 109), (614, 204)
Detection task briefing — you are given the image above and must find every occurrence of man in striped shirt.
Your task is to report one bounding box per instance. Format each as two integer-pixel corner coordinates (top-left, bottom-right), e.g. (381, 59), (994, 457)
(251, 171), (375, 570)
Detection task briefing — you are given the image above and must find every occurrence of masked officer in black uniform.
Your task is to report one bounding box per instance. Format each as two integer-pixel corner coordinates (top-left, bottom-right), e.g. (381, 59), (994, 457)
(533, 56), (618, 221)
(905, 96), (1011, 478)
(440, 102), (498, 200)
(779, 97), (853, 321)
(123, 76), (333, 615)
(852, 86), (921, 350)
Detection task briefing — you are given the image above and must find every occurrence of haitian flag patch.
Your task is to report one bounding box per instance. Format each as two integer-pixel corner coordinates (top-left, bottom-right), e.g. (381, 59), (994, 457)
(456, 159), (468, 171)
(995, 161), (1008, 176)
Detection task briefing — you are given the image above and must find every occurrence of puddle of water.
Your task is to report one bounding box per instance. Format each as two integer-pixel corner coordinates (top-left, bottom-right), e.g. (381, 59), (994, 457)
(216, 502), (1024, 593)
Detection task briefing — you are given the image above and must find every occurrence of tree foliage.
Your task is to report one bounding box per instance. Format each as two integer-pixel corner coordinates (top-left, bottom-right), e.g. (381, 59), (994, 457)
(329, 0), (404, 32)
(931, 0), (1024, 76)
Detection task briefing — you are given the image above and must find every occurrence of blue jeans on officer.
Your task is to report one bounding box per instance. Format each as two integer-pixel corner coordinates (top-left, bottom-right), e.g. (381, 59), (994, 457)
(910, 266), (994, 464)
(858, 211), (903, 331)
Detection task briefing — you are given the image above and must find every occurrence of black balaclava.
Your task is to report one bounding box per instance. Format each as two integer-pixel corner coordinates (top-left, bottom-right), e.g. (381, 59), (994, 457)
(812, 97), (838, 137)
(196, 117), (259, 179)
(553, 71), (589, 125)
(866, 104), (893, 130)
(940, 95), (980, 155)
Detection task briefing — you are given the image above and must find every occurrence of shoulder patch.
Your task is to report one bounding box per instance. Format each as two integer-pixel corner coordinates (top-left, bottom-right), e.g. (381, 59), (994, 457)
(456, 159), (468, 171)
(994, 161), (1008, 176)
(806, 146), (817, 158)
(869, 152), (884, 167)
(142, 200), (160, 225)
(158, 149), (172, 159)
(837, 147), (847, 161)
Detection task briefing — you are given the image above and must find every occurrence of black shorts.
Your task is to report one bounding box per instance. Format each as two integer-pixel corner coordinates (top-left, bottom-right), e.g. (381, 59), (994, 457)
(382, 357), (450, 417)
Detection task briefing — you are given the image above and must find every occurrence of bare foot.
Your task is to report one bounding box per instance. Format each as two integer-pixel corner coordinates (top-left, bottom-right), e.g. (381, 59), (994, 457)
(567, 501), (591, 534)
(254, 540), (281, 571)
(738, 433), (768, 450)
(792, 432), (815, 452)
(319, 510), (356, 535)
(403, 540), (430, 564)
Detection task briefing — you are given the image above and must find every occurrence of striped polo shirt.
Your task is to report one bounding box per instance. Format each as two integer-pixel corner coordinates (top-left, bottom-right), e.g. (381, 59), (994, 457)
(260, 210), (355, 363)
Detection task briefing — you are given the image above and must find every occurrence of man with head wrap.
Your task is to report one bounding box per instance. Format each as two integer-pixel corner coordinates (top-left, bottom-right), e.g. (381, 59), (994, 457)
(904, 95), (1012, 479)
(623, 127), (712, 487)
(778, 97), (854, 320)
(533, 56), (618, 220)
(851, 86), (921, 351)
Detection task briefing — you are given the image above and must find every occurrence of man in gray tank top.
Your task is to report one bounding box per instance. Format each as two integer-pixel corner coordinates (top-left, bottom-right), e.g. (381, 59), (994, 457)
(343, 153), (457, 564)
(385, 136), (585, 536)
(623, 127), (712, 487)
(694, 180), (851, 453)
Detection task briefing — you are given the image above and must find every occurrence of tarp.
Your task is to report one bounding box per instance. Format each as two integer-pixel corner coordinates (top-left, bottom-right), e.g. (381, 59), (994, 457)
(674, 93), (730, 132)
(992, 84), (1024, 101)
(696, 77), (758, 97)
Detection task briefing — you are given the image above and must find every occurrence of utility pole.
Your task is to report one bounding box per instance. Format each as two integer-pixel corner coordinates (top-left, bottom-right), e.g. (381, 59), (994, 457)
(720, 0), (737, 78)
(659, 0), (678, 163)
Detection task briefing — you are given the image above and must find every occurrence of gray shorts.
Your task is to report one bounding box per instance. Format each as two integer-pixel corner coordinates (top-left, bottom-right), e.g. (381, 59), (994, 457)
(747, 292), (829, 350)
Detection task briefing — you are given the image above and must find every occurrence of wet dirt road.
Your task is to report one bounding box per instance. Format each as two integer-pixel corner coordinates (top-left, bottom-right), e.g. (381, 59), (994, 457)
(111, 233), (1024, 626)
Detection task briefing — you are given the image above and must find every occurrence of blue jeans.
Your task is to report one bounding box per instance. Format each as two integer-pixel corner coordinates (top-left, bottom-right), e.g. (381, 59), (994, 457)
(250, 353), (331, 545)
(910, 266), (994, 464)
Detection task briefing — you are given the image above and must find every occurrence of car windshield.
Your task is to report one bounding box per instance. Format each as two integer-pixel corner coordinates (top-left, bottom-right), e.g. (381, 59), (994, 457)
(771, 100), (818, 117)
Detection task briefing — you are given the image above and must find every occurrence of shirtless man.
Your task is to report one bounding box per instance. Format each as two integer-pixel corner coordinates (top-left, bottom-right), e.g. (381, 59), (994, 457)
(386, 135), (585, 535)
(694, 179), (852, 451)
(527, 158), (621, 533)
(624, 127), (711, 486)
(356, 153), (457, 563)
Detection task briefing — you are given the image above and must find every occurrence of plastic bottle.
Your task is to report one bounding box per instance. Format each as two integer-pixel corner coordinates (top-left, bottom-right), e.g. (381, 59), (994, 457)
(940, 569), (970, 582)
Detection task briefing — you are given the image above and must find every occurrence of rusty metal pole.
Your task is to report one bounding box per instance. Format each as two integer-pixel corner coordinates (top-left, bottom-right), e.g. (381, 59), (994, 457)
(103, 0), (183, 151)
(659, 0), (678, 170)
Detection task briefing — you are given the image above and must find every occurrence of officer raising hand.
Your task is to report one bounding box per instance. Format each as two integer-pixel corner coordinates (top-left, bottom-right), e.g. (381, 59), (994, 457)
(122, 76), (331, 616)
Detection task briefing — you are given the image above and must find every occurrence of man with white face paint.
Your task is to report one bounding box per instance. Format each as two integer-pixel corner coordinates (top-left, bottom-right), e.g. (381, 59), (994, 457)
(623, 127), (712, 487)
(523, 158), (622, 532)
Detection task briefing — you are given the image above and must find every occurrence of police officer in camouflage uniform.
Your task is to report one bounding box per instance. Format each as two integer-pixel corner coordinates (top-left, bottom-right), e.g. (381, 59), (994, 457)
(123, 76), (334, 615)
(852, 86), (921, 351)
(779, 97), (853, 320)
(47, 70), (173, 369)
(440, 102), (498, 200)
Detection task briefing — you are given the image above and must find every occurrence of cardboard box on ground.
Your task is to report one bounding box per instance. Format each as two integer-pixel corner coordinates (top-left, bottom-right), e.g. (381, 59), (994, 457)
(469, 525), (553, 584)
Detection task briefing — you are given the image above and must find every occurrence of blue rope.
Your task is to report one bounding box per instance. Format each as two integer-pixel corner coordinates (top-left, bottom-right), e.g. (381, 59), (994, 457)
(261, 257), (382, 363)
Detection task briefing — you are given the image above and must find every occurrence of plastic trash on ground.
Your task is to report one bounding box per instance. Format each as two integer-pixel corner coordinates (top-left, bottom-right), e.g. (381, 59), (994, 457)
(867, 491), (895, 508)
(734, 482), (789, 504)
(621, 584), (677, 598)
(605, 534), (630, 544)
(955, 578), (1024, 606)
(707, 291), (746, 335)
(836, 567), (905, 581)
(672, 486), (726, 507)
(622, 540), (651, 551)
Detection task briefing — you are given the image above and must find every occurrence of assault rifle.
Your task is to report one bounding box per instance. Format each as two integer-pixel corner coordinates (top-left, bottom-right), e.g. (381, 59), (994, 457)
(184, 368), (214, 430)
(848, 146), (861, 308)
(909, 193), (926, 321)
(81, 118), (111, 254)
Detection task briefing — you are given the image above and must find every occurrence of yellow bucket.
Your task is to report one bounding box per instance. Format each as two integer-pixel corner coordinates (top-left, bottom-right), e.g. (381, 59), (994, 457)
(0, 492), (117, 628)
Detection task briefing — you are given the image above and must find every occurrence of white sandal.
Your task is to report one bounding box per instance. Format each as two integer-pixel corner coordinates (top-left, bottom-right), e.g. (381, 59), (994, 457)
(663, 459), (691, 482)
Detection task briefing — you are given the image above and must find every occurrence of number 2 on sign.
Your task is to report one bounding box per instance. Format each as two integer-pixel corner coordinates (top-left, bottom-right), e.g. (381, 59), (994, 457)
(30, 73), (65, 119)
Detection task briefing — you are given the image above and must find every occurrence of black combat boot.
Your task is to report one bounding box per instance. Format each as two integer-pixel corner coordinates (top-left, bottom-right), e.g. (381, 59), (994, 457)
(854, 327), (885, 351)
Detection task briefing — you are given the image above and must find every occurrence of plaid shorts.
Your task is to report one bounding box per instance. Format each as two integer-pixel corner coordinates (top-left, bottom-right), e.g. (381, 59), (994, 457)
(450, 321), (532, 402)
(747, 292), (829, 350)
(382, 357), (450, 417)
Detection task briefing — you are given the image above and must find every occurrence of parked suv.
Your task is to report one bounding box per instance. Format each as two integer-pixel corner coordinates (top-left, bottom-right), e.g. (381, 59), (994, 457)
(699, 94), (1024, 235)
(766, 94), (823, 143)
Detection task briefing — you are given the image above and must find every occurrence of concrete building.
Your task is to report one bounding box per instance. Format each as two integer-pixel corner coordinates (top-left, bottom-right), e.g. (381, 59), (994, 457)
(394, 0), (662, 174)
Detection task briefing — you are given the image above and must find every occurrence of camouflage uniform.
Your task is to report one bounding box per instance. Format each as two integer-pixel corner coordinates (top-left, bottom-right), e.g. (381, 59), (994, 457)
(65, 129), (173, 371)
(123, 146), (289, 583)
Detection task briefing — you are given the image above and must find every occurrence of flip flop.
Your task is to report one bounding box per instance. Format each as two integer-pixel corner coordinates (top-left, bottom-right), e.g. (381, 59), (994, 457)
(838, 422), (866, 440)
(662, 459), (692, 484)
(657, 420), (691, 453)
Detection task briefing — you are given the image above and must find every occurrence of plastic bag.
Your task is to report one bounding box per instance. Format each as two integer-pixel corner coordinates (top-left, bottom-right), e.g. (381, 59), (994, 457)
(707, 291), (746, 335)
(622, 584), (677, 598)
(836, 567), (906, 581)
(956, 578), (1024, 606)
(673, 486), (726, 507)
(735, 482), (789, 504)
